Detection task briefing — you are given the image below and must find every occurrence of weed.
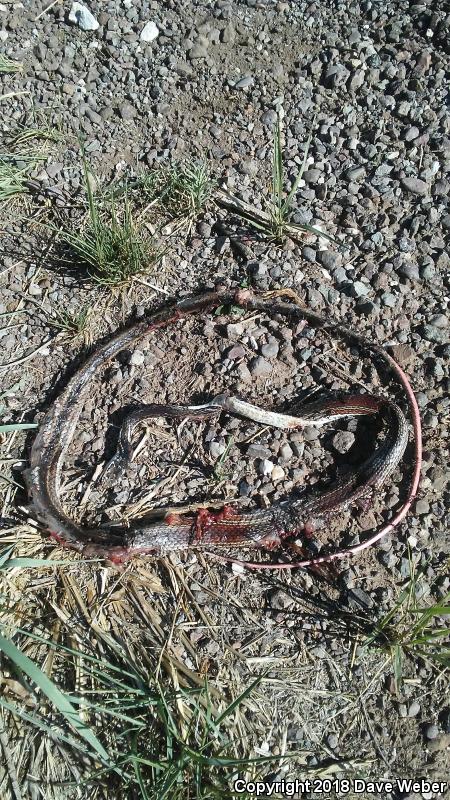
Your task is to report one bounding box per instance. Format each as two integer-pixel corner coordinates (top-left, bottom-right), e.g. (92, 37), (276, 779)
(47, 303), (91, 339)
(60, 158), (160, 287)
(0, 161), (30, 203)
(212, 435), (235, 483)
(0, 122), (59, 203)
(0, 55), (23, 74)
(123, 160), (215, 229)
(215, 111), (335, 246)
(364, 558), (450, 690)
(0, 624), (288, 797)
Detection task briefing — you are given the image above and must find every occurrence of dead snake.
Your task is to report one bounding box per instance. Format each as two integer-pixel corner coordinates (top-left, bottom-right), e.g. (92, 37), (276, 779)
(24, 288), (418, 566)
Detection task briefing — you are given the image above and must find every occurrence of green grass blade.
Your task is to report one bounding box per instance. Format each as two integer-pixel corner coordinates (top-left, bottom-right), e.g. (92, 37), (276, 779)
(287, 222), (337, 243)
(282, 117), (316, 214)
(215, 675), (262, 726)
(272, 112), (284, 215)
(0, 633), (110, 763)
(0, 698), (102, 756)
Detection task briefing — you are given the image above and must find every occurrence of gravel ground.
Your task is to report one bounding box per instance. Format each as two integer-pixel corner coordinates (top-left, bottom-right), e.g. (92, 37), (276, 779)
(0, 0), (449, 797)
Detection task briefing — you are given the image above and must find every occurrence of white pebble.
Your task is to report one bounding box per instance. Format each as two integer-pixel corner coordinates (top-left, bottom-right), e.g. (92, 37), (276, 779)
(271, 465), (285, 482)
(129, 350), (145, 366)
(140, 21), (159, 42)
(69, 2), (99, 31)
(259, 459), (274, 476)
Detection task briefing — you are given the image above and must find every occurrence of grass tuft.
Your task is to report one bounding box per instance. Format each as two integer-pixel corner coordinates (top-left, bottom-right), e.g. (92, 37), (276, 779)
(0, 622), (289, 797)
(120, 160), (215, 230)
(0, 122), (59, 203)
(215, 111), (335, 246)
(0, 54), (23, 74)
(60, 158), (161, 287)
(364, 557), (450, 690)
(47, 303), (91, 339)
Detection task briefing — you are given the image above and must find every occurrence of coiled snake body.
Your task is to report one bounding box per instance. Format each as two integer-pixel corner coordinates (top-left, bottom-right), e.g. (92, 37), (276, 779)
(24, 289), (419, 567)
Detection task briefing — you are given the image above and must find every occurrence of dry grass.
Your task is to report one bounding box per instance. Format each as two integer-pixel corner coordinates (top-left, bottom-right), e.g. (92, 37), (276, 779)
(1, 518), (387, 798)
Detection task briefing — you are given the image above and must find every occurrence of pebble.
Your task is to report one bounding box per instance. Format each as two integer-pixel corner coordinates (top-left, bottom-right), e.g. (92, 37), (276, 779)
(401, 177), (428, 196)
(424, 724), (439, 740)
(303, 168), (322, 184)
(140, 21), (159, 43)
(398, 262), (420, 281)
(234, 76), (254, 89)
(259, 459), (274, 476)
(270, 590), (293, 610)
(350, 280), (370, 298)
(326, 733), (339, 749)
(429, 314), (447, 329)
(227, 345), (246, 360)
(271, 465), (285, 482)
(247, 444), (271, 459)
(209, 441), (226, 459)
(280, 443), (293, 461)
(332, 430), (355, 454)
(345, 166), (365, 181)
(261, 109), (277, 126)
(261, 340), (279, 359)
(120, 103), (137, 121)
(408, 701), (421, 717)
(129, 350), (145, 366)
(404, 126), (420, 141)
(68, 2), (99, 31)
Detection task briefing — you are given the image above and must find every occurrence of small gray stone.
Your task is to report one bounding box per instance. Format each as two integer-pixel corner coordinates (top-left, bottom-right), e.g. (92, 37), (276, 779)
(408, 701), (421, 718)
(348, 587), (374, 609)
(398, 262), (420, 281)
(429, 314), (447, 329)
(271, 590), (293, 610)
(280, 443), (293, 460)
(316, 250), (341, 269)
(404, 126), (420, 142)
(120, 103), (137, 121)
(302, 246), (316, 263)
(424, 724), (439, 740)
(303, 426), (320, 441)
(247, 444), (272, 459)
(421, 325), (447, 344)
(401, 177), (428, 196)
(326, 733), (339, 749)
(345, 166), (366, 181)
(415, 499), (430, 515)
(210, 440), (226, 459)
(271, 465), (285, 482)
(261, 340), (279, 359)
(227, 345), (245, 361)
(261, 109), (277, 126)
(381, 292), (397, 308)
(235, 76), (254, 89)
(303, 168), (322, 184)
(350, 280), (370, 298)
(28, 283), (42, 296)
